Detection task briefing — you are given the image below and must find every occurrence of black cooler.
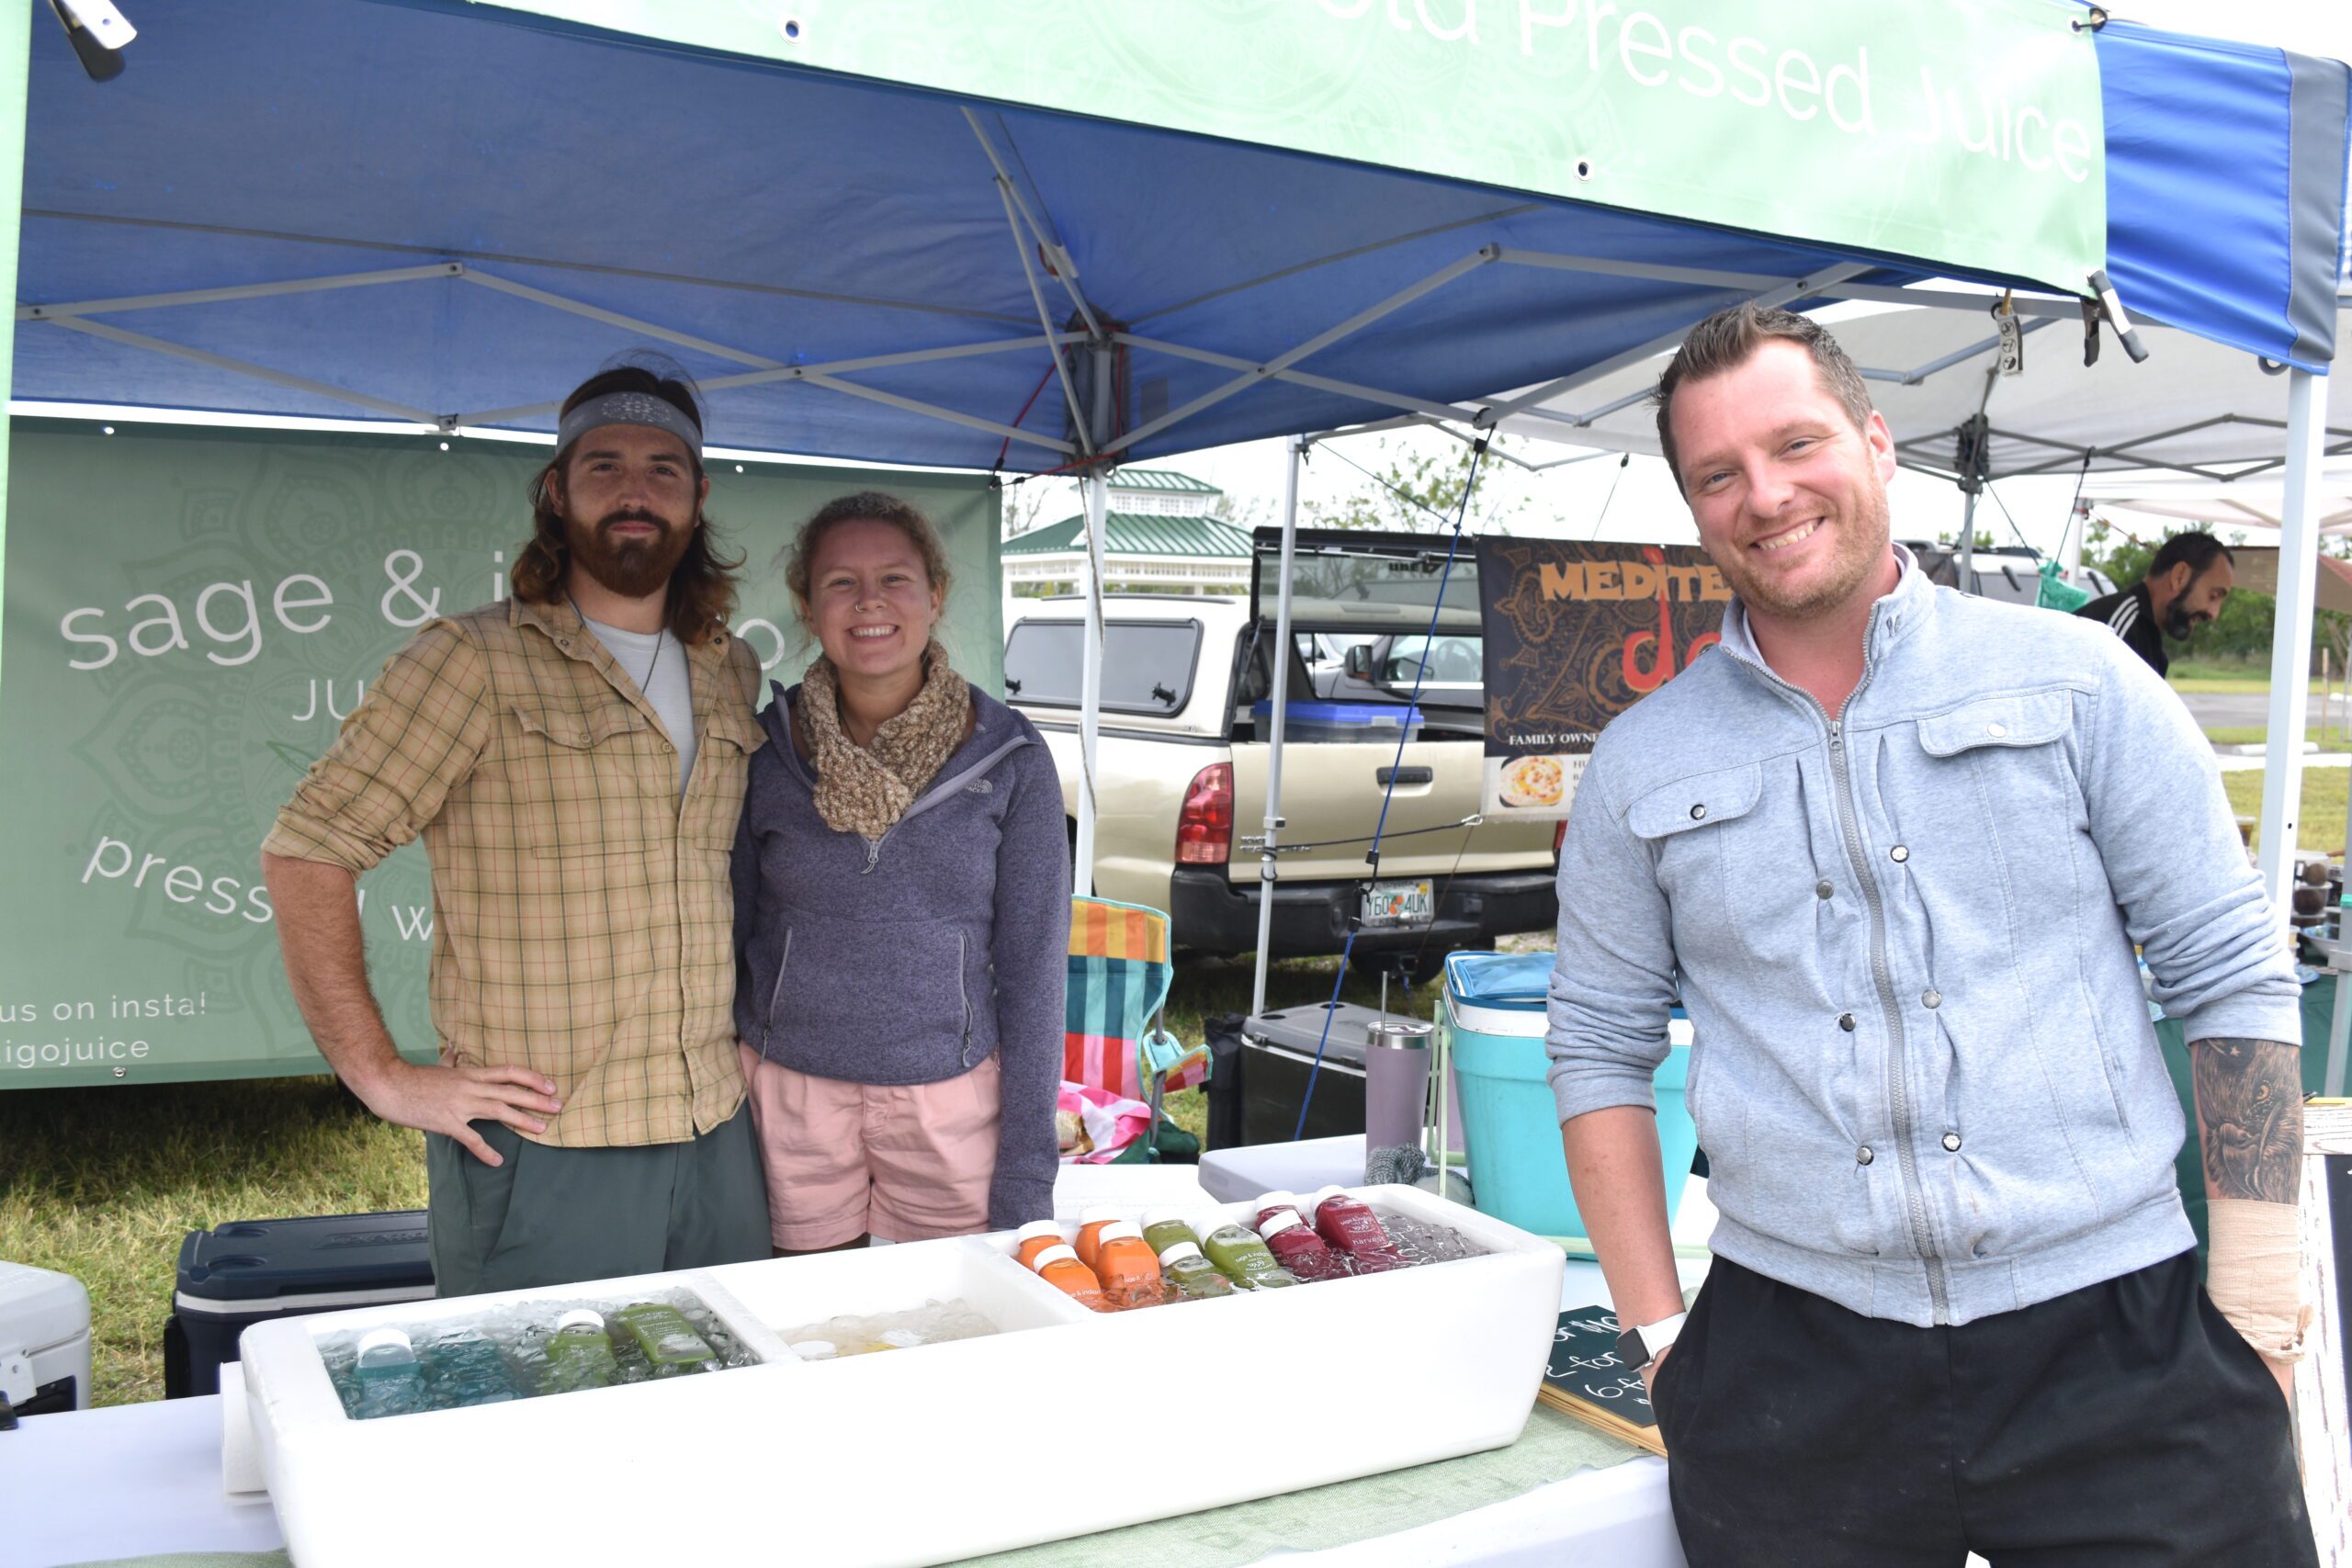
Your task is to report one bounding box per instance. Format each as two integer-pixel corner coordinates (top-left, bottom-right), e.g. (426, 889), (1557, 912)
(165, 1210), (435, 1397)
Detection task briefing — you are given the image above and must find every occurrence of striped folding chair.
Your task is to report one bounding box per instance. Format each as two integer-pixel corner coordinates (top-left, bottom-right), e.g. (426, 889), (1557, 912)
(1065, 897), (1208, 1160)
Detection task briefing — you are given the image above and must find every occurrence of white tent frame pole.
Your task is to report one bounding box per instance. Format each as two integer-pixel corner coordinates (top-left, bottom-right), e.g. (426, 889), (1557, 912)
(1115, 333), (1484, 425)
(1074, 467), (1107, 897)
(17, 263), (461, 320)
(1959, 488), (1978, 594)
(995, 175), (1094, 454)
(962, 107), (1106, 342)
(1251, 434), (1306, 1021)
(2256, 367), (2330, 932)
(40, 315), (442, 424)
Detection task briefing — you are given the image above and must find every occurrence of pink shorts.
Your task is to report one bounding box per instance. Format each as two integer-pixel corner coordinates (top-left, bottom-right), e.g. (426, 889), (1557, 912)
(735, 1044), (1001, 1249)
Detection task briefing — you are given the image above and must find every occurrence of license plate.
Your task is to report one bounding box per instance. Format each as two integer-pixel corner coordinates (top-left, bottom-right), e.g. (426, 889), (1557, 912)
(1361, 878), (1434, 929)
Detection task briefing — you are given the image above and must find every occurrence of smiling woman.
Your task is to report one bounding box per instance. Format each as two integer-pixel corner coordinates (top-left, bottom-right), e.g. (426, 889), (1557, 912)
(729, 491), (1070, 1258)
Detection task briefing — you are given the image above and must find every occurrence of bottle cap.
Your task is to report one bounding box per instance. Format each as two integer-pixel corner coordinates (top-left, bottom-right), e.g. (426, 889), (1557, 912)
(553, 1308), (605, 1334)
(1096, 1221), (1145, 1244)
(1030, 1244), (1080, 1271)
(1157, 1240), (1206, 1268)
(1078, 1205), (1124, 1224)
(1307, 1184), (1348, 1214)
(1255, 1190), (1297, 1213)
(1259, 1210), (1305, 1240)
(356, 1326), (413, 1357)
(789, 1339), (839, 1360)
(1014, 1220), (1065, 1245)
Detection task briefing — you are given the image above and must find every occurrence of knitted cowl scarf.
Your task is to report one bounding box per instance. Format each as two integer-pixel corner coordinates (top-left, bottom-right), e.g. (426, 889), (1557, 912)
(797, 638), (972, 839)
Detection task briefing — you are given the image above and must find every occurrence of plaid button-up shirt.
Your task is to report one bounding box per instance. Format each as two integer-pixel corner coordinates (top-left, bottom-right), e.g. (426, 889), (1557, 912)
(264, 595), (766, 1147)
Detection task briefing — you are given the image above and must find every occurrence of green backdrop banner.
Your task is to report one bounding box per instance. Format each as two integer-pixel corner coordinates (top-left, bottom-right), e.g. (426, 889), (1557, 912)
(0, 423), (1000, 1089)
(482, 0), (2107, 292)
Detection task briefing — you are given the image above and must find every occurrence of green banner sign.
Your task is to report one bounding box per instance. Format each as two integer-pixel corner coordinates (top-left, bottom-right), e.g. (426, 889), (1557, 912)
(0, 423), (1000, 1089)
(484, 0), (2106, 291)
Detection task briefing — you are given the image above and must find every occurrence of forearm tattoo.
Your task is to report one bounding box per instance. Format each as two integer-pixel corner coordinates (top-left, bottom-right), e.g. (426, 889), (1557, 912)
(2190, 1036), (2302, 1205)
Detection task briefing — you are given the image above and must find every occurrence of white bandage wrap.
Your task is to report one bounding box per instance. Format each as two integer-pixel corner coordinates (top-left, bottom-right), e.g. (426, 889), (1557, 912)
(2205, 1197), (2311, 1363)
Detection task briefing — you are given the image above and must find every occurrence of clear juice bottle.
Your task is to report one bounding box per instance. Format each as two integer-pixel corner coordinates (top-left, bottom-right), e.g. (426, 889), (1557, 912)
(350, 1326), (424, 1419)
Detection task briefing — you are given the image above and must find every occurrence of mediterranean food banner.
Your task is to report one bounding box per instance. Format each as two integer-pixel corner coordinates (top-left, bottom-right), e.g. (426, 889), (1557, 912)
(0, 423), (999, 1089)
(1476, 537), (1729, 820)
(492, 0), (2108, 293)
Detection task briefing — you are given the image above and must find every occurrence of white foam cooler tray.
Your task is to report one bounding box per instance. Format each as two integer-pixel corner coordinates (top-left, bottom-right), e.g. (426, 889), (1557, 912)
(229, 1184), (1565, 1567)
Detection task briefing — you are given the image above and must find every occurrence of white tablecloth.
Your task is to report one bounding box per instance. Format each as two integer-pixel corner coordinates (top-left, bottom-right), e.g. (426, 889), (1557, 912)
(4, 1158), (1690, 1568)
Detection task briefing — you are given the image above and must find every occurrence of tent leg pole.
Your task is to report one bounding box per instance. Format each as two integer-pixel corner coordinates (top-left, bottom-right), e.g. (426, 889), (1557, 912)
(1958, 490), (1978, 592)
(1251, 436), (1306, 1021)
(2256, 368), (2328, 935)
(1075, 468), (1107, 898)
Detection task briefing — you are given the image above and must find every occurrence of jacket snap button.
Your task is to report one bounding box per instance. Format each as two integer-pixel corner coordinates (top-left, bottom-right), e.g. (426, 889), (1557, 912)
(1815, 880), (1834, 900)
(1837, 1011), (1856, 1032)
(1889, 844), (1909, 863)
(1921, 988), (1941, 1009)
(1689, 803), (1706, 820)
(1941, 1132), (1962, 1153)
(1986, 722), (2007, 738)
(1857, 1145), (1874, 1165)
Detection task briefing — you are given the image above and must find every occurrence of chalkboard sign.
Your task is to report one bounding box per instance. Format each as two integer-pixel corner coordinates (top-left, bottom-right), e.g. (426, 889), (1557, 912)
(1537, 1306), (1665, 1457)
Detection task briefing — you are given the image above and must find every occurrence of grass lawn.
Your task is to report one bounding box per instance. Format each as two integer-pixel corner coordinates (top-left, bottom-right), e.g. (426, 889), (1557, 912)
(0, 947), (1480, 1408)
(2170, 657), (2273, 693)
(2222, 763), (2350, 859)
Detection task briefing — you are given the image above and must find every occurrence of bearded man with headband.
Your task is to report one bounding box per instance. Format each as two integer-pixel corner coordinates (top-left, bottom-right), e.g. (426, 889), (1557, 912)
(263, 362), (773, 1294)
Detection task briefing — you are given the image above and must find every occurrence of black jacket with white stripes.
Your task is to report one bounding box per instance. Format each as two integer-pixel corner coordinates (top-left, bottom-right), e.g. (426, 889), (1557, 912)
(2075, 581), (2167, 677)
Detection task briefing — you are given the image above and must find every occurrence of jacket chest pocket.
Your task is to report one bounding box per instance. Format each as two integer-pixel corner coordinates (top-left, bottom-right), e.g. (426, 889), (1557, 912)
(508, 703), (662, 858)
(1907, 692), (2078, 870)
(1626, 762), (1764, 922)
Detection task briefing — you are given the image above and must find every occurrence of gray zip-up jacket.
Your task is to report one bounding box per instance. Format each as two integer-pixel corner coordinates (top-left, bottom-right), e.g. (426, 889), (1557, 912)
(1547, 548), (2300, 1328)
(731, 682), (1071, 1229)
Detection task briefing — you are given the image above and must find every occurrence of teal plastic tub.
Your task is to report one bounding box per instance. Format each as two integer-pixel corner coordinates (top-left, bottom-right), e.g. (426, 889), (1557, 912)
(1442, 952), (1697, 1241)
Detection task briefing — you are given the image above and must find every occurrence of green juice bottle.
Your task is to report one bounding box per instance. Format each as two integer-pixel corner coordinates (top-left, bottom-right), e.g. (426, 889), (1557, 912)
(614, 1302), (719, 1377)
(1194, 1217), (1301, 1291)
(540, 1309), (618, 1393)
(1141, 1210), (1236, 1300)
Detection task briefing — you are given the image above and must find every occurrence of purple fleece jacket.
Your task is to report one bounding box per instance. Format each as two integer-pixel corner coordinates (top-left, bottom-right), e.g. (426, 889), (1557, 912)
(730, 682), (1071, 1228)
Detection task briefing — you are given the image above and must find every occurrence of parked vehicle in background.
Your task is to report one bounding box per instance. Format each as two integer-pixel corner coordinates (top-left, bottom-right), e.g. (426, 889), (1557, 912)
(1905, 540), (2116, 604)
(1002, 533), (1557, 979)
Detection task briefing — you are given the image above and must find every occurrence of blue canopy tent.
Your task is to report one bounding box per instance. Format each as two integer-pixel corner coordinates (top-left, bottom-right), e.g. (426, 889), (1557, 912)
(2, 0), (2346, 928)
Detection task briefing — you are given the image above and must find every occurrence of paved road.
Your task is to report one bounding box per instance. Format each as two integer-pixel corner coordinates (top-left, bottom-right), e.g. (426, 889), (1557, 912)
(2179, 691), (2344, 729)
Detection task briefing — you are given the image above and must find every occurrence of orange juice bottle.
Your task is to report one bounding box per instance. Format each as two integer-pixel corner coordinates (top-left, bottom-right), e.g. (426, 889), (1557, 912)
(1014, 1220), (1066, 1270)
(1029, 1244), (1106, 1310)
(1074, 1206), (1123, 1270)
(1091, 1221), (1165, 1307)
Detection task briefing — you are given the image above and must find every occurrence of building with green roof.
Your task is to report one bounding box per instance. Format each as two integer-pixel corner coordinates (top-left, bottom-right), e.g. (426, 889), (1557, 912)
(1002, 468), (1250, 596)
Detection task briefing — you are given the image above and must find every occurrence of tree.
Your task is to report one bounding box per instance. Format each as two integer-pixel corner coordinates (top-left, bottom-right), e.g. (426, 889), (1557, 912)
(1304, 435), (1527, 533)
(998, 475), (1066, 538)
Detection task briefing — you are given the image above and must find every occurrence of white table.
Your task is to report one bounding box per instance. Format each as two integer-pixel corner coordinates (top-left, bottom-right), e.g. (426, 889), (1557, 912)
(3, 1255), (1690, 1568)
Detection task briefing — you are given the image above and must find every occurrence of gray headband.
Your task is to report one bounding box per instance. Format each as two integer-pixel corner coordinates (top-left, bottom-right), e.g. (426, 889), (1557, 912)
(556, 389), (703, 460)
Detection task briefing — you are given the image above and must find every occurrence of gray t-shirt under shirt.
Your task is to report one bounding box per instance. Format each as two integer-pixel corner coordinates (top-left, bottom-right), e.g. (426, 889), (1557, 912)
(582, 616), (696, 797)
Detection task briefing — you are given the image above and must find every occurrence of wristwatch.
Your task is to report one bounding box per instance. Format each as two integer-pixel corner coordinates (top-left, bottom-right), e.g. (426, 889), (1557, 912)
(1616, 1311), (1688, 1371)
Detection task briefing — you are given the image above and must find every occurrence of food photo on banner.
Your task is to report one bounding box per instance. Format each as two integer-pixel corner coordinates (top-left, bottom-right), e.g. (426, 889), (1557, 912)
(1475, 538), (1731, 820)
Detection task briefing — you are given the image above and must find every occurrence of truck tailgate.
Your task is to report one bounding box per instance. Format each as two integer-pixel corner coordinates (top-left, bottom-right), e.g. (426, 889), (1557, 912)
(1226, 739), (1554, 885)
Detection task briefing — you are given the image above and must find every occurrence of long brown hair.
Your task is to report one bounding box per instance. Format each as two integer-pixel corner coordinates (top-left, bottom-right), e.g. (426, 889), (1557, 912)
(511, 363), (744, 645)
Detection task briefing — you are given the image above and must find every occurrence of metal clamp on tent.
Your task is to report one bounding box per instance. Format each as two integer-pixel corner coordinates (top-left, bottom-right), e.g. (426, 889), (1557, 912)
(2089, 269), (2152, 366)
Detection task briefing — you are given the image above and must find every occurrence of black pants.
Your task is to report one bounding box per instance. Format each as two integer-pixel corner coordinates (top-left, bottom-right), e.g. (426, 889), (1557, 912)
(1652, 1253), (2315, 1567)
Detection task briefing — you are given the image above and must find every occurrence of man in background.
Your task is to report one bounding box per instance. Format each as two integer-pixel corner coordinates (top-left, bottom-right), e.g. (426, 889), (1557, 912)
(2076, 530), (2234, 677)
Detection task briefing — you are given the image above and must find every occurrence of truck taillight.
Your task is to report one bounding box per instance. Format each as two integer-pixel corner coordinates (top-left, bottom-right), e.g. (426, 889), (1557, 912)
(1554, 820), (1568, 856)
(1176, 763), (1235, 865)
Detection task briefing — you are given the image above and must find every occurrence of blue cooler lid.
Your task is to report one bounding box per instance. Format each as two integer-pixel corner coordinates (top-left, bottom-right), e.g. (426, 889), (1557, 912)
(1443, 952), (1552, 1011)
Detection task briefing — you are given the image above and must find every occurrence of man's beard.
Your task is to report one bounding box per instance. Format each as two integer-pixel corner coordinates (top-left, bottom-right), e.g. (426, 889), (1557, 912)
(564, 507), (695, 600)
(2162, 599), (2200, 640)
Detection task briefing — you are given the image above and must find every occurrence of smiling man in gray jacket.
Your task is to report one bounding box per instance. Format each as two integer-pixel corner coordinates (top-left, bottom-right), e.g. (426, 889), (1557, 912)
(1548, 303), (2314, 1566)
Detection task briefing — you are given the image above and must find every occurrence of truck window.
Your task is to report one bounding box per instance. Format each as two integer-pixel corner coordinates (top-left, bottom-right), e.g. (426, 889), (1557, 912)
(1003, 619), (1203, 714)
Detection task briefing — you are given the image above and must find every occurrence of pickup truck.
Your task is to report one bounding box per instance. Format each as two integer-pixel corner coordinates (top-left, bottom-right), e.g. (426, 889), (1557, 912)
(1002, 590), (1558, 978)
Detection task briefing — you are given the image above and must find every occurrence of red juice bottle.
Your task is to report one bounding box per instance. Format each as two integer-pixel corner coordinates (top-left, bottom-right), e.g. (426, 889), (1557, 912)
(1252, 1190), (1306, 1233)
(1256, 1209), (1351, 1282)
(1307, 1185), (1409, 1273)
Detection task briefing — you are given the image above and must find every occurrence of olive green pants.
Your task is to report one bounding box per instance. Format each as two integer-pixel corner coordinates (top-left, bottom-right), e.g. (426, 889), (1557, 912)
(424, 1103), (771, 1298)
